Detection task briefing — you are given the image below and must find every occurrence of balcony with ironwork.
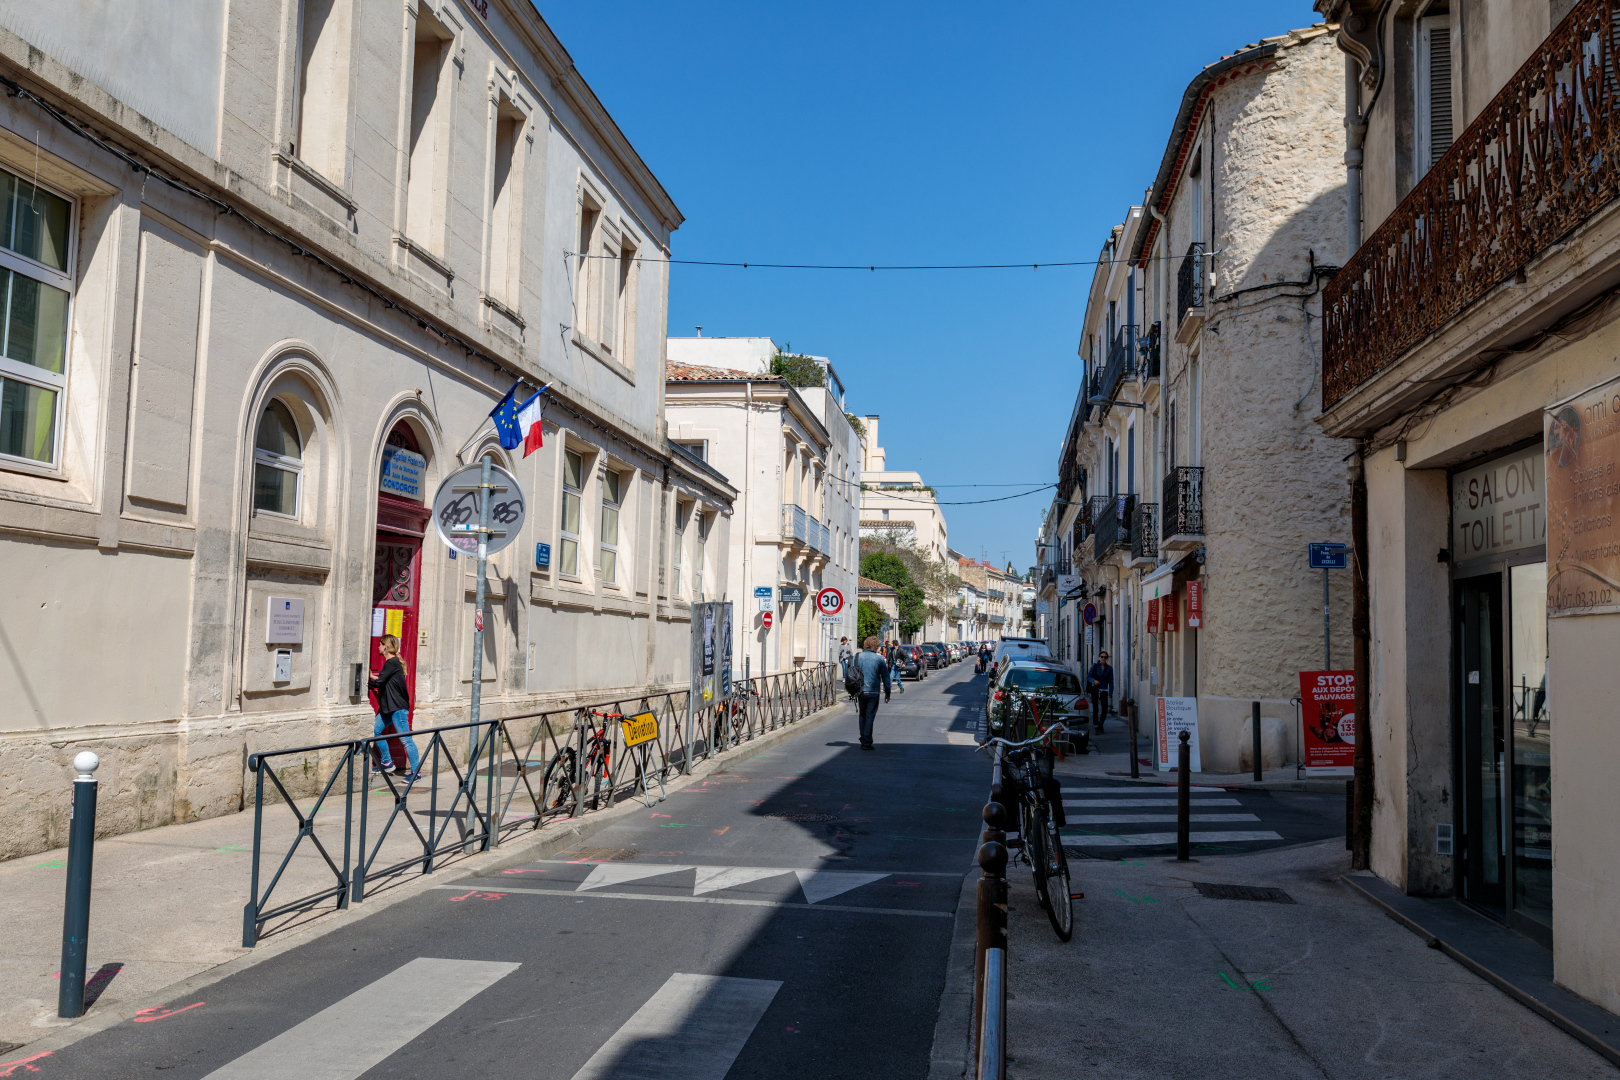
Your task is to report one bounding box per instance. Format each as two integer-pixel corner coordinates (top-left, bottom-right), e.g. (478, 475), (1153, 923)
(1138, 322), (1161, 381)
(1098, 324), (1136, 407)
(1160, 467), (1204, 550)
(1092, 494), (1134, 563)
(1086, 495), (1111, 556)
(1130, 502), (1158, 567)
(1323, 1), (1620, 417)
(781, 504), (828, 558)
(1175, 242), (1205, 344)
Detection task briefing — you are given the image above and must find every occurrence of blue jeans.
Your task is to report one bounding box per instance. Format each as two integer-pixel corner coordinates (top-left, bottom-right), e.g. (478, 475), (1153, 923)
(374, 710), (419, 773)
(858, 693), (883, 746)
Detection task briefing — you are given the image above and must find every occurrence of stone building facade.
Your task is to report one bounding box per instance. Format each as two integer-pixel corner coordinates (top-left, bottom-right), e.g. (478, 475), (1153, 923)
(1045, 25), (1355, 771)
(0, 0), (731, 859)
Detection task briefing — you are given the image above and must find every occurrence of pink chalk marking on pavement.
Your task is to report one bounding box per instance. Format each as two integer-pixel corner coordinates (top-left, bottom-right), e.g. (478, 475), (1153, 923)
(133, 1002), (204, 1023)
(0, 1050), (51, 1076)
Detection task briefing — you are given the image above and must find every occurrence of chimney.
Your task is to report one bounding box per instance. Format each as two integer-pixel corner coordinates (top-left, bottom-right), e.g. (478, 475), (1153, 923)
(863, 415), (880, 470)
(695, 326), (703, 337)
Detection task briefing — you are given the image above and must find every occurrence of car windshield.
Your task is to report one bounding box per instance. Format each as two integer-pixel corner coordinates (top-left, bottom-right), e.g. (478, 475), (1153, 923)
(1004, 668), (1081, 693)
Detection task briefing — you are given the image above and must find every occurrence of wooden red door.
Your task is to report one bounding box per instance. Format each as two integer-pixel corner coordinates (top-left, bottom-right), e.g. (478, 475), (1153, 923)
(371, 535), (422, 765)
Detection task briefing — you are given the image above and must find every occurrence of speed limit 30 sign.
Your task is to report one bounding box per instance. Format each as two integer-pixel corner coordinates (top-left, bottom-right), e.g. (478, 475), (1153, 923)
(816, 587), (845, 616)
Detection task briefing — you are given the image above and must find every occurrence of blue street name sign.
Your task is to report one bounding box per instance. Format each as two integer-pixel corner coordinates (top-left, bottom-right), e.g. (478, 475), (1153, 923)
(536, 542), (551, 569)
(1308, 542), (1349, 570)
(754, 586), (773, 598)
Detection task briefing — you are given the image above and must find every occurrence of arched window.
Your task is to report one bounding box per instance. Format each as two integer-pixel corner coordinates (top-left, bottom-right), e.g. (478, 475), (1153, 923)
(253, 399), (302, 516)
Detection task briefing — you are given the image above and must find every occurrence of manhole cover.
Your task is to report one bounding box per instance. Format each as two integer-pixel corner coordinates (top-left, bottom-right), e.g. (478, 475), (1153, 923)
(764, 812), (838, 822)
(1192, 882), (1296, 904)
(561, 847), (639, 861)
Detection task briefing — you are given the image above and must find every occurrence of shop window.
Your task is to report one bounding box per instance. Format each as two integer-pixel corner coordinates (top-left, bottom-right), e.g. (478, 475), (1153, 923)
(253, 399), (303, 517)
(559, 448), (582, 577)
(0, 168), (73, 469)
(599, 467), (622, 585)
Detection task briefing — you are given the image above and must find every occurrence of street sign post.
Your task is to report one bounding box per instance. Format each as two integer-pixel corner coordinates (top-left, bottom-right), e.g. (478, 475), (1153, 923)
(1307, 543), (1349, 669)
(762, 612), (773, 629)
(1083, 603), (1097, 625)
(431, 460), (525, 848)
(816, 587), (845, 616)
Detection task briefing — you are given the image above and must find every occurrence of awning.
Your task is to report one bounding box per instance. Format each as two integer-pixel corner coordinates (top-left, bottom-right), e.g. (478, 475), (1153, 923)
(1140, 551), (1199, 600)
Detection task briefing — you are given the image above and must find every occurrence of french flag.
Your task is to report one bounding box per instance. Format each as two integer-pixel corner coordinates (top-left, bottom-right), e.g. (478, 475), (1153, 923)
(516, 388), (545, 457)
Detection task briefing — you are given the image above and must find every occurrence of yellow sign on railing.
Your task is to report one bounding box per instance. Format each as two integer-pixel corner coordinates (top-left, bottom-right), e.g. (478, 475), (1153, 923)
(620, 711), (659, 748)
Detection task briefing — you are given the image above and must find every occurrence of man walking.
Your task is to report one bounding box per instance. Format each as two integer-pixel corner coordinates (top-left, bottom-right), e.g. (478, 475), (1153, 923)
(1087, 651), (1114, 735)
(839, 636), (857, 702)
(854, 635), (891, 751)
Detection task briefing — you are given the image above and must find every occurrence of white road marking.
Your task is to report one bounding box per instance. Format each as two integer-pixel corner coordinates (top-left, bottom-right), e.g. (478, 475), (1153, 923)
(692, 866), (792, 895)
(1063, 798), (1242, 807)
(578, 863), (694, 891)
(1064, 786), (1227, 793)
(1061, 830), (1284, 846)
(436, 884), (951, 917)
(1066, 813), (1261, 824)
(201, 958), (519, 1079)
(794, 870), (889, 904)
(570, 973), (781, 1080)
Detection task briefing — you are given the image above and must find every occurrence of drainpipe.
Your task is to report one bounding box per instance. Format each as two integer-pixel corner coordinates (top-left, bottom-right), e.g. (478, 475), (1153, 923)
(1350, 442), (1372, 871)
(1344, 54), (1365, 255)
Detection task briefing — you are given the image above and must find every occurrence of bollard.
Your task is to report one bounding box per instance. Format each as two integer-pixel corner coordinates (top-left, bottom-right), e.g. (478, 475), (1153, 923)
(975, 801), (1008, 1016)
(1176, 731), (1191, 861)
(978, 947), (1007, 1080)
(1252, 700), (1263, 783)
(1128, 699), (1140, 780)
(59, 751), (100, 1018)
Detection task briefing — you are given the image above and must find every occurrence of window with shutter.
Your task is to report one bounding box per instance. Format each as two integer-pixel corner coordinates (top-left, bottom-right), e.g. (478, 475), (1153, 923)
(1417, 14), (1453, 176)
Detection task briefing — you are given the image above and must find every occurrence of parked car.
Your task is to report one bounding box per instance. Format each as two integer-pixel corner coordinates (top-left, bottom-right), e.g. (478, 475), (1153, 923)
(896, 645), (927, 679)
(985, 659), (1089, 753)
(920, 643), (947, 668)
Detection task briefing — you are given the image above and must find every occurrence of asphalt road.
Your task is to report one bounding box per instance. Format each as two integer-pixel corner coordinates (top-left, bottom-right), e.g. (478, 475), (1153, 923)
(40, 662), (992, 1080)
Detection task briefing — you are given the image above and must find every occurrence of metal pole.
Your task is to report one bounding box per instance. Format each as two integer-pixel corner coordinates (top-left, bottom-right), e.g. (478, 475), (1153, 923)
(977, 948), (1006, 1080)
(467, 457), (492, 851)
(1323, 566), (1331, 670)
(58, 752), (99, 1018)
(1176, 731), (1191, 861)
(1129, 699), (1140, 779)
(243, 755), (265, 947)
(1252, 700), (1263, 783)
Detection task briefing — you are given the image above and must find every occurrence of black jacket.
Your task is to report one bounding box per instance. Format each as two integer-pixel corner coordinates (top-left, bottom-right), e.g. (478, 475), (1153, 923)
(369, 657), (411, 715)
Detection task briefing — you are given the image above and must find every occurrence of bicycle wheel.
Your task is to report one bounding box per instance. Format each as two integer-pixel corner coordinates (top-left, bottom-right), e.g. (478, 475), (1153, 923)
(541, 746), (576, 814)
(711, 707), (730, 754)
(1038, 804), (1074, 940)
(1026, 801), (1051, 912)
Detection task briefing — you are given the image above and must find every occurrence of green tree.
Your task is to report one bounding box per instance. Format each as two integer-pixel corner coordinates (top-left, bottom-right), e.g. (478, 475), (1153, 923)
(768, 344), (826, 388)
(861, 551), (927, 639)
(857, 599), (885, 643)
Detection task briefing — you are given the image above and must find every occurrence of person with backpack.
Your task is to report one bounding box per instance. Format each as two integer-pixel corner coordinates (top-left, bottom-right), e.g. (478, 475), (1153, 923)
(853, 636), (892, 750)
(368, 634), (419, 780)
(839, 637), (857, 701)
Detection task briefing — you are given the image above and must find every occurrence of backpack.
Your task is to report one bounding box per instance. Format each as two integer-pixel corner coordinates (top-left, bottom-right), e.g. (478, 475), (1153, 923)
(843, 659), (862, 696)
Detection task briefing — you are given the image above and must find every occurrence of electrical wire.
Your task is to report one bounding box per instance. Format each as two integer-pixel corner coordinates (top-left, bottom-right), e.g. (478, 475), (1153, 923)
(568, 250), (1203, 271)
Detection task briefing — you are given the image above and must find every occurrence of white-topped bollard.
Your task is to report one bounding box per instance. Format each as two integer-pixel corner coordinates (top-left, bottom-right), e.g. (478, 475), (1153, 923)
(59, 750), (100, 1018)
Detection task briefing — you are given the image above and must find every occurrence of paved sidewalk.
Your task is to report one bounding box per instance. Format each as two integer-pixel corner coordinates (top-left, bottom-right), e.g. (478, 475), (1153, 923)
(1000, 841), (1616, 1079)
(1057, 713), (1347, 793)
(0, 704), (848, 1055)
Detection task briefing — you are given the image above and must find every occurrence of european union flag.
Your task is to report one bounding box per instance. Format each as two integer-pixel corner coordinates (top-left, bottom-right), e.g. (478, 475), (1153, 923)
(489, 382), (523, 450)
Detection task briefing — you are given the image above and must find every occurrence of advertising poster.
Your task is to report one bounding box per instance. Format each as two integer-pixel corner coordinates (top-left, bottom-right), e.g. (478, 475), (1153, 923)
(1298, 670), (1355, 775)
(1162, 588), (1180, 633)
(1186, 581), (1203, 628)
(1155, 696), (1200, 772)
(1547, 375), (1620, 615)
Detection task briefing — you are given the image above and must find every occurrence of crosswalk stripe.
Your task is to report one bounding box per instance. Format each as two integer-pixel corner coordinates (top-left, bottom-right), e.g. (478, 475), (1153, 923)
(794, 870), (889, 904)
(1065, 786), (1228, 793)
(201, 958), (519, 1079)
(578, 863), (694, 891)
(693, 867), (791, 895)
(569, 974), (781, 1080)
(1064, 798), (1242, 807)
(1066, 814), (1260, 824)
(436, 884), (952, 917)
(1062, 830), (1284, 846)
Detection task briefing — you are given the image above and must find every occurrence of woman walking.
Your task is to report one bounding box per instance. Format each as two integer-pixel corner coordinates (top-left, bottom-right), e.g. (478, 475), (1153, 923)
(369, 635), (420, 780)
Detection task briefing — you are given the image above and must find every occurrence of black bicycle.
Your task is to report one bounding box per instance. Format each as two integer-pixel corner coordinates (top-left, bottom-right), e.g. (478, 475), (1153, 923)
(981, 723), (1074, 941)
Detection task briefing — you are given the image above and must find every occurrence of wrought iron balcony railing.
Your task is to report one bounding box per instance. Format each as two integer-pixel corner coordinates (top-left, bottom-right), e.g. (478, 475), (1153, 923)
(1087, 495), (1112, 550)
(1161, 467), (1204, 540)
(1139, 322), (1161, 380)
(1323, 0), (1620, 409)
(1093, 494), (1133, 555)
(1100, 323), (1136, 402)
(1131, 502), (1159, 562)
(1177, 242), (1204, 327)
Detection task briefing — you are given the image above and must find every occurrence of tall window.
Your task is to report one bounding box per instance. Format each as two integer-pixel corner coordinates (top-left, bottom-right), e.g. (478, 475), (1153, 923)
(671, 501), (687, 596)
(599, 468), (622, 585)
(487, 100), (523, 303)
(253, 400), (302, 516)
(0, 169), (72, 469)
(1417, 15), (1453, 175)
(693, 511), (708, 600)
(405, 5), (452, 244)
(559, 449), (582, 577)
(295, 0), (348, 180)
(1189, 150), (1203, 244)
(575, 196), (601, 342)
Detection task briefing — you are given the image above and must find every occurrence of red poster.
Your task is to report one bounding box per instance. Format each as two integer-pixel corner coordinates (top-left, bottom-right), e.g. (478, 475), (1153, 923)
(1299, 670), (1355, 774)
(1186, 580), (1203, 628)
(1162, 588), (1179, 632)
(1147, 597), (1160, 633)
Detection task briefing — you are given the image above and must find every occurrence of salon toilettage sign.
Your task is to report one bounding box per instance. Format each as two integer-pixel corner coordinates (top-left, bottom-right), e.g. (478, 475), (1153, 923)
(1547, 374), (1620, 616)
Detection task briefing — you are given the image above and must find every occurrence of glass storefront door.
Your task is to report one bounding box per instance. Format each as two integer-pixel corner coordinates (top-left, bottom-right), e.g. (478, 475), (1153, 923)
(1508, 562), (1551, 934)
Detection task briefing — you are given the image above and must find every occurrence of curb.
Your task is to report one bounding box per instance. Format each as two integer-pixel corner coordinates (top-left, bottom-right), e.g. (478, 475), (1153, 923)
(11, 700), (851, 1060)
(927, 869), (978, 1080)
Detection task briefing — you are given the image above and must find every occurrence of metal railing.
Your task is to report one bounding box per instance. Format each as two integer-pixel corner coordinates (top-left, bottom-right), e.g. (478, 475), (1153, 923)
(1093, 494), (1133, 555)
(1323, 0), (1620, 409)
(1161, 466), (1204, 539)
(1177, 241), (1204, 327)
(1100, 323), (1136, 402)
(1131, 501), (1159, 562)
(782, 503), (829, 555)
(1139, 321), (1161, 380)
(242, 665), (836, 946)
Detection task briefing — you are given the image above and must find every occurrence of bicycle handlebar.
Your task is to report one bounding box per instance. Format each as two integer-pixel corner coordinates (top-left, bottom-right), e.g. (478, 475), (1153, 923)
(977, 724), (1066, 755)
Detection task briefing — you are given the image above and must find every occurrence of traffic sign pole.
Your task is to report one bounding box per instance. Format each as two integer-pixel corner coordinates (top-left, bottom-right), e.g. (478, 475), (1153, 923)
(1323, 566), (1330, 670)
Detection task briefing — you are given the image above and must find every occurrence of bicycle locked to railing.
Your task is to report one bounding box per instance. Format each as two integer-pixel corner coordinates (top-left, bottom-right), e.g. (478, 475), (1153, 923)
(241, 665), (839, 947)
(972, 724), (1078, 1080)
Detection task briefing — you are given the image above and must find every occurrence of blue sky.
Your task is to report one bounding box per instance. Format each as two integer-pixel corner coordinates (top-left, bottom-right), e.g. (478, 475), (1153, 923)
(538, 0), (1322, 572)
